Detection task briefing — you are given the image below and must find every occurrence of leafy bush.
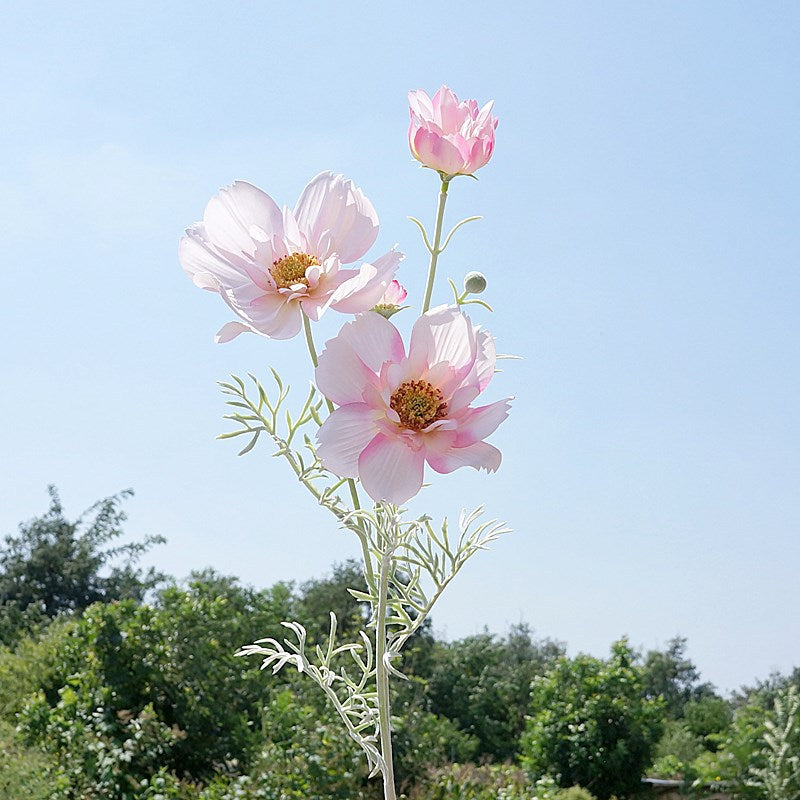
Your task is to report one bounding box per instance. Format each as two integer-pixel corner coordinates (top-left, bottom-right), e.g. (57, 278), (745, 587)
(0, 486), (165, 646)
(0, 615), (75, 719)
(16, 574), (294, 797)
(0, 719), (54, 800)
(424, 624), (564, 760)
(521, 638), (663, 800)
(407, 763), (532, 800)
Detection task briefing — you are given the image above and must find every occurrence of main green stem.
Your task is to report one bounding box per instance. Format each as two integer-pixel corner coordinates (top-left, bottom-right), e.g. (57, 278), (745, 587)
(375, 529), (397, 800)
(421, 177), (451, 313)
(301, 314), (373, 585)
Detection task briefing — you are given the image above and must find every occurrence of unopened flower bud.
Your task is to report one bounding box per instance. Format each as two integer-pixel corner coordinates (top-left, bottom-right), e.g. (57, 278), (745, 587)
(463, 271), (487, 294)
(372, 280), (408, 318)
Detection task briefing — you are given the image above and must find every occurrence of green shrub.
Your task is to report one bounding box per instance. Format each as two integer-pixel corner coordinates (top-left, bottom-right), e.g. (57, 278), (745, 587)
(0, 719), (54, 800)
(408, 763), (532, 800)
(16, 574), (293, 798)
(557, 788), (597, 800)
(521, 639), (663, 800)
(0, 616), (75, 720)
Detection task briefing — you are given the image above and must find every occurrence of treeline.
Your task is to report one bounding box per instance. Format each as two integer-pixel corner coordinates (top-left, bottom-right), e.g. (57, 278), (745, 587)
(0, 488), (798, 800)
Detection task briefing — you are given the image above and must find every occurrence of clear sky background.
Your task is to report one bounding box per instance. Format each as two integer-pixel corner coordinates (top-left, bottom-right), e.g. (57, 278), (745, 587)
(1, 1), (798, 694)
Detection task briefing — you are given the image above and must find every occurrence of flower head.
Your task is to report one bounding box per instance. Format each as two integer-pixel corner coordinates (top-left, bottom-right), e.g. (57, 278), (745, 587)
(179, 172), (403, 341)
(315, 306), (511, 504)
(408, 86), (498, 177)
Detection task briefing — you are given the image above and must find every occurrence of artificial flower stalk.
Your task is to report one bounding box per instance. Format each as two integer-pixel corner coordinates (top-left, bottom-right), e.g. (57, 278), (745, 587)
(183, 85), (507, 800)
(421, 177), (450, 313)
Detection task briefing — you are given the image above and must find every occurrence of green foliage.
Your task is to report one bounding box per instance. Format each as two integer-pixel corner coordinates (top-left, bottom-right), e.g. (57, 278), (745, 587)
(746, 686), (800, 800)
(641, 636), (715, 719)
(557, 788), (597, 800)
(0, 615), (75, 719)
(690, 699), (769, 796)
(199, 687), (376, 800)
(0, 486), (165, 644)
(407, 763), (532, 800)
(391, 705), (480, 792)
(521, 638), (663, 800)
(683, 695), (733, 748)
(16, 573), (293, 798)
(0, 719), (54, 800)
(659, 719), (706, 762)
(294, 559), (369, 646)
(425, 624), (564, 760)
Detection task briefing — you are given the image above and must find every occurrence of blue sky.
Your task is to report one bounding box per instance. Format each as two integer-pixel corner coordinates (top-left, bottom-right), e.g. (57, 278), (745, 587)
(1, 1), (798, 693)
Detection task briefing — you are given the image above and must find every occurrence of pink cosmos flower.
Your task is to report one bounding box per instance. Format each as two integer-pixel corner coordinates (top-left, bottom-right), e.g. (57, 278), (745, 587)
(408, 86), (498, 177)
(179, 172), (403, 341)
(315, 306), (511, 504)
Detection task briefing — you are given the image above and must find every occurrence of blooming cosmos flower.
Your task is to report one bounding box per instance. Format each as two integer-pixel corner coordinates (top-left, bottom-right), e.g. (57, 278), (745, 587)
(408, 86), (498, 177)
(315, 306), (511, 504)
(179, 172), (403, 341)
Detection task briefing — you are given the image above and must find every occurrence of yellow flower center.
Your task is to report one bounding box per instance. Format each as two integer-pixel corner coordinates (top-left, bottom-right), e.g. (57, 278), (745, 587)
(390, 381), (448, 431)
(271, 252), (319, 289)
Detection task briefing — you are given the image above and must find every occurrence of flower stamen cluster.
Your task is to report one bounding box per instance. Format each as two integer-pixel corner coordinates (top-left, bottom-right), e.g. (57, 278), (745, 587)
(271, 252), (318, 289)
(390, 381), (448, 431)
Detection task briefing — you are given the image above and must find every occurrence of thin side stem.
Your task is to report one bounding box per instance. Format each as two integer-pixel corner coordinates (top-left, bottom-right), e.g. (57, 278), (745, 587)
(421, 177), (451, 313)
(375, 523), (397, 800)
(301, 312), (373, 582)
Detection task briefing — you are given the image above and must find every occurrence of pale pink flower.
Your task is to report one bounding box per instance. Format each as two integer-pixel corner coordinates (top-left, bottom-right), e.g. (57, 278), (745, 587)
(372, 279), (408, 319)
(408, 86), (498, 177)
(315, 306), (511, 504)
(379, 279), (408, 306)
(179, 172), (403, 341)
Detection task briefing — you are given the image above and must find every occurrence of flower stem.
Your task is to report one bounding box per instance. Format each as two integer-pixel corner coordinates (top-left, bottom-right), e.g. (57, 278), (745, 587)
(301, 312), (373, 581)
(375, 520), (397, 800)
(421, 177), (451, 313)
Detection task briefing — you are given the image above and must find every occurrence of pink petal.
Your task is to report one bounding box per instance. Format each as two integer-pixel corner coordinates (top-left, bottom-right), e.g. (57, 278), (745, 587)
(425, 441), (502, 475)
(215, 321), (255, 343)
(408, 89), (434, 121)
(220, 286), (302, 340)
(179, 228), (251, 290)
(454, 399), (512, 446)
(203, 181), (284, 258)
(329, 248), (404, 314)
(432, 85), (461, 130)
(316, 332), (378, 406)
(293, 172), (379, 263)
(409, 305), (477, 378)
(412, 128), (466, 175)
(358, 434), (425, 504)
(471, 327), (497, 391)
(339, 312), (406, 372)
(316, 404), (381, 478)
(315, 313), (404, 406)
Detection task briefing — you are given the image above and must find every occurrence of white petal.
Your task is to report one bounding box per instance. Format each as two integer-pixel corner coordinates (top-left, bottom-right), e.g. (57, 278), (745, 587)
(202, 181), (284, 258)
(215, 321), (254, 343)
(179, 228), (250, 290)
(294, 172), (379, 263)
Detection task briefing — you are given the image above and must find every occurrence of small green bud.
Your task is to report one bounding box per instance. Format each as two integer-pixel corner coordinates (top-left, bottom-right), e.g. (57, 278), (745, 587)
(463, 271), (487, 294)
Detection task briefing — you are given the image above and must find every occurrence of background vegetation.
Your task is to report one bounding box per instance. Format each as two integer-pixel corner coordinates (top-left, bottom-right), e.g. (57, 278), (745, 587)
(1, 489), (797, 799)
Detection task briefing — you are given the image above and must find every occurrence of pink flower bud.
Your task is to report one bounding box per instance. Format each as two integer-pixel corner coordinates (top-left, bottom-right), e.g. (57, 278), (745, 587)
(408, 86), (498, 177)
